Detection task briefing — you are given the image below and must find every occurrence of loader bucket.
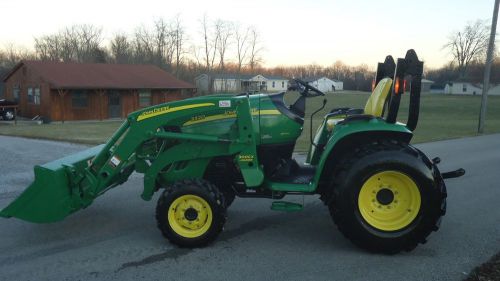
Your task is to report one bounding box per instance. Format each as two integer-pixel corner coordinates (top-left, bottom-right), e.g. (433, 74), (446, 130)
(0, 144), (105, 223)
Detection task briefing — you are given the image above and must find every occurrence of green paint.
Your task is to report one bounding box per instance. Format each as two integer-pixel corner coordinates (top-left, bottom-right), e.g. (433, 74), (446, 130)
(0, 91), (413, 223)
(271, 201), (303, 212)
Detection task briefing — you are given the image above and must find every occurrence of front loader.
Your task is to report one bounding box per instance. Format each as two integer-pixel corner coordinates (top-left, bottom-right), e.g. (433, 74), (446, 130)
(0, 50), (464, 254)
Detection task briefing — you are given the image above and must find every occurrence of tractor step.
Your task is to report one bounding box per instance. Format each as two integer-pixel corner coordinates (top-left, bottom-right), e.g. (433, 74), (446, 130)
(270, 159), (316, 184)
(271, 201), (303, 212)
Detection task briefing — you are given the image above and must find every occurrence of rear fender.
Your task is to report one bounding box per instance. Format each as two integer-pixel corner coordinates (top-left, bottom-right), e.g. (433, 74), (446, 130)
(313, 119), (413, 191)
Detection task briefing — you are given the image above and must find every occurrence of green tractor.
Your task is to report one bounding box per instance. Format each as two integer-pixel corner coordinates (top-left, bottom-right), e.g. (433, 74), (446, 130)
(0, 50), (464, 254)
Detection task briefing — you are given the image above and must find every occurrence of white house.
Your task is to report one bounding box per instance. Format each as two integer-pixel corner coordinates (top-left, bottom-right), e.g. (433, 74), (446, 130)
(195, 73), (288, 94)
(304, 77), (343, 93)
(266, 75), (289, 92)
(444, 82), (482, 95)
(442, 82), (500, 95)
(421, 79), (434, 92)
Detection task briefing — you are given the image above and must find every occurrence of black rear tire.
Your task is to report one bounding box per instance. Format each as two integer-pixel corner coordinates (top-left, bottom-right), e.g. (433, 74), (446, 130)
(329, 141), (446, 254)
(156, 179), (227, 248)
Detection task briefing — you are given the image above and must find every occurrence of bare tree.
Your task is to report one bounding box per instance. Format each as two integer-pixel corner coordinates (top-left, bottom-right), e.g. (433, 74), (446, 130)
(34, 24), (104, 63)
(34, 35), (61, 61)
(73, 24), (104, 62)
(234, 24), (249, 75)
(445, 20), (490, 78)
(133, 25), (154, 63)
(248, 26), (263, 71)
(110, 33), (132, 63)
(172, 15), (187, 77)
(214, 19), (233, 74)
(153, 18), (175, 69)
(200, 14), (219, 73)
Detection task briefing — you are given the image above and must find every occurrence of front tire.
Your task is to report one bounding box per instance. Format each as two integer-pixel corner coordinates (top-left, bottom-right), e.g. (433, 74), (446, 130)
(156, 179), (227, 248)
(329, 141), (446, 254)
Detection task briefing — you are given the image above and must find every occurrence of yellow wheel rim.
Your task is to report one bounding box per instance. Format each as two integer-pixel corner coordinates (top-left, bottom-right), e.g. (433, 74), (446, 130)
(168, 195), (213, 238)
(358, 171), (421, 231)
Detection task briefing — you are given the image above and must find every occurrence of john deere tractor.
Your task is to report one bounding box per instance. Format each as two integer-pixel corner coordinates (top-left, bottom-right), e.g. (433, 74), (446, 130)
(0, 50), (464, 254)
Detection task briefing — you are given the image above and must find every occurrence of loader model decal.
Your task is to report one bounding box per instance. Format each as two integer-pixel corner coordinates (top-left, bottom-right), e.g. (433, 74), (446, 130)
(183, 109), (281, 126)
(238, 155), (254, 162)
(137, 103), (215, 121)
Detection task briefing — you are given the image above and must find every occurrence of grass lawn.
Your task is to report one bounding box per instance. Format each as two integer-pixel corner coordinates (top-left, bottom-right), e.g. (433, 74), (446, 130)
(291, 91), (500, 151)
(0, 91), (499, 151)
(0, 120), (123, 145)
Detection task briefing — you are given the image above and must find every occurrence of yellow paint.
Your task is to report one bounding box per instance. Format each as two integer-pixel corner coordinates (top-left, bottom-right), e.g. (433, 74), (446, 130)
(259, 109), (281, 115)
(238, 155), (254, 162)
(364, 78), (393, 117)
(167, 194), (213, 238)
(183, 109), (281, 126)
(326, 116), (346, 132)
(136, 103), (215, 122)
(325, 79), (392, 132)
(358, 170), (421, 231)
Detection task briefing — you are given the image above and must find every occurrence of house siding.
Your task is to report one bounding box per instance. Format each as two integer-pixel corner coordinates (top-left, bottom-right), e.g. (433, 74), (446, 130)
(4, 63), (192, 121)
(309, 77), (341, 93)
(267, 79), (288, 92)
(47, 89), (186, 121)
(4, 65), (52, 118)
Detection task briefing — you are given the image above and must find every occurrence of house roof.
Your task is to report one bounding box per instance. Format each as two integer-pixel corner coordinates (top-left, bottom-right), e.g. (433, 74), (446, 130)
(3, 61), (195, 90)
(211, 73), (257, 80)
(265, 75), (287, 80)
(302, 76), (340, 83)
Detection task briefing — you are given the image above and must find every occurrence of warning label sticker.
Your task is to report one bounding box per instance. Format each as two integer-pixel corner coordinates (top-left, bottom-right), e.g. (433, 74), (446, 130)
(109, 156), (121, 168)
(219, 100), (231, 108)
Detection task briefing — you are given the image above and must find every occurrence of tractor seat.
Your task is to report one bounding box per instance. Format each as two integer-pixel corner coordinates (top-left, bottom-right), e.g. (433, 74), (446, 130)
(326, 78), (393, 132)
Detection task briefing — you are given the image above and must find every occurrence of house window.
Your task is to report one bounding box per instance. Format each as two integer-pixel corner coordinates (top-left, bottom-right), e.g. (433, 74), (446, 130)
(27, 87), (41, 105)
(72, 90), (88, 108)
(463, 84), (467, 92)
(281, 81), (285, 88)
(272, 81), (275, 88)
(27, 88), (33, 103)
(34, 88), (41, 105)
(13, 85), (20, 102)
(139, 90), (151, 107)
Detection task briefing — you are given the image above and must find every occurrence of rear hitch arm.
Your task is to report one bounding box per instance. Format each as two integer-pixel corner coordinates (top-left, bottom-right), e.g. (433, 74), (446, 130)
(432, 157), (465, 179)
(442, 168), (466, 179)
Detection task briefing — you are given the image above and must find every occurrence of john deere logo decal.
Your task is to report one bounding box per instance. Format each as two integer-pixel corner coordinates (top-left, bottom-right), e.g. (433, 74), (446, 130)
(137, 103), (215, 121)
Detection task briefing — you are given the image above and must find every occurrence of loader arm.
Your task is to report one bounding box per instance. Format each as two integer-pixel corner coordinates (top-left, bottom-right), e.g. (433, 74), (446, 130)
(0, 96), (264, 223)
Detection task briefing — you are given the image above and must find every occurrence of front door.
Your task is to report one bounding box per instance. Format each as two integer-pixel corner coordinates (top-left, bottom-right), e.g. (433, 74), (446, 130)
(108, 91), (121, 118)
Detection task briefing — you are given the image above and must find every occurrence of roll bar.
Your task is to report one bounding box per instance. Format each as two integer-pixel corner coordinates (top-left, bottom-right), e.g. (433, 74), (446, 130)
(385, 49), (424, 131)
(375, 55), (396, 85)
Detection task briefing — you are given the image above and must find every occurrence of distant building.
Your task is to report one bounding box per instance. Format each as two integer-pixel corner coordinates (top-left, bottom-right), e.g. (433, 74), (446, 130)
(303, 77), (343, 92)
(442, 81), (500, 95)
(430, 84), (446, 94)
(2, 61), (195, 121)
(420, 79), (434, 93)
(195, 73), (288, 94)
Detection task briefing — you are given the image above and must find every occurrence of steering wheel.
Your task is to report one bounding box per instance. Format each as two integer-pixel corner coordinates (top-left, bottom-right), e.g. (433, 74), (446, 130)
(293, 78), (325, 97)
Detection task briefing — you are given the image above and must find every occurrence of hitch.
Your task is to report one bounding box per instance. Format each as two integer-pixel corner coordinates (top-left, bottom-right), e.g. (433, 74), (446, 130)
(432, 157), (465, 179)
(442, 168), (465, 179)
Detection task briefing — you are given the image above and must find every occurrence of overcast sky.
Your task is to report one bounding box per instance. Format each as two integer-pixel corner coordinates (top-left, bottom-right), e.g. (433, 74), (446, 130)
(0, 0), (496, 69)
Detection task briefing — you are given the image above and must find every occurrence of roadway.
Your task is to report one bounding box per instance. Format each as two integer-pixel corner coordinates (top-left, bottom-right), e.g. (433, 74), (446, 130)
(0, 134), (499, 281)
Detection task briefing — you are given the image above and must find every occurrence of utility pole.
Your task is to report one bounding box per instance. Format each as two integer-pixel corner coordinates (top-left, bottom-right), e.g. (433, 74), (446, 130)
(479, 0), (500, 133)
